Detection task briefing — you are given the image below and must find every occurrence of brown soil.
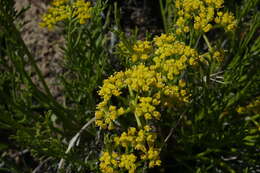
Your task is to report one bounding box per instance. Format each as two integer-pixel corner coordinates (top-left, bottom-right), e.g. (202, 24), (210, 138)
(15, 0), (64, 99)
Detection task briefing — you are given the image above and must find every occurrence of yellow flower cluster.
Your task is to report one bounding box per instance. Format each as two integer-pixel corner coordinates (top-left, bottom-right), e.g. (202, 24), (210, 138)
(39, 0), (92, 29)
(72, 0), (92, 24)
(114, 126), (157, 151)
(95, 105), (125, 130)
(175, 0), (236, 33)
(95, 65), (165, 130)
(154, 34), (198, 59)
(99, 126), (161, 172)
(131, 40), (153, 62)
(98, 71), (125, 102)
(39, 0), (69, 29)
(152, 34), (201, 79)
(144, 147), (162, 168)
(99, 152), (119, 173)
(119, 154), (137, 172)
(135, 97), (161, 120)
(163, 84), (189, 103)
(51, 0), (67, 6)
(96, 33), (200, 172)
(99, 152), (137, 173)
(125, 64), (164, 92)
(214, 11), (237, 31)
(161, 80), (189, 107)
(99, 126), (156, 167)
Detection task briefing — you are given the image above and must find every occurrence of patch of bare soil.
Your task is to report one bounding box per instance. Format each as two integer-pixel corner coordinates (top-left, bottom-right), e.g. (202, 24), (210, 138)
(15, 0), (64, 100)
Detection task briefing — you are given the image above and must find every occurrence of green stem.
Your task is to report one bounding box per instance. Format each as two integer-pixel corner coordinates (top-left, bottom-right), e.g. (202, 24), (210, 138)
(135, 113), (142, 128)
(159, 0), (168, 33)
(114, 2), (122, 31)
(128, 86), (142, 128)
(194, 33), (202, 49)
(203, 34), (213, 52)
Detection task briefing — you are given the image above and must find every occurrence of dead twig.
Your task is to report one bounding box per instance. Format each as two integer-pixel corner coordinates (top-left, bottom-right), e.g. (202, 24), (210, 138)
(57, 117), (96, 172)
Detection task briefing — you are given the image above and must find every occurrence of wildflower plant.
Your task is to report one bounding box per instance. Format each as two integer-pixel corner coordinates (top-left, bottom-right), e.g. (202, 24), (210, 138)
(0, 0), (259, 172)
(96, 0), (260, 172)
(96, 33), (203, 173)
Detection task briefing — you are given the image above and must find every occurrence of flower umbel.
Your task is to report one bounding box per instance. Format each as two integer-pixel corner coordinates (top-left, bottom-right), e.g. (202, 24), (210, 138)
(39, 0), (92, 29)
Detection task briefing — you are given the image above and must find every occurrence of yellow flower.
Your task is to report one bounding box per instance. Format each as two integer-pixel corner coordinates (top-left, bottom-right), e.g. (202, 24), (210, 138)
(203, 24), (212, 32)
(144, 125), (151, 132)
(51, 0), (68, 6)
(174, 0), (235, 33)
(73, 0), (92, 24)
(179, 79), (186, 88)
(99, 152), (118, 173)
(40, 0), (92, 29)
(236, 106), (245, 114)
(128, 127), (137, 135)
(131, 40), (152, 63)
(216, 12), (237, 31)
(119, 154), (137, 171)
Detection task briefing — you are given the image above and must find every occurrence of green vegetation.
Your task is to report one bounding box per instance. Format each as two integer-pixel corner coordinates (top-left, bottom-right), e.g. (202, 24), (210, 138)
(0, 0), (259, 172)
